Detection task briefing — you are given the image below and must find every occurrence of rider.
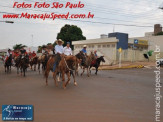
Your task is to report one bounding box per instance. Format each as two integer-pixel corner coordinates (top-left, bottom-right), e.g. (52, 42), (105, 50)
(94, 50), (98, 59)
(5, 49), (12, 63)
(53, 39), (64, 72)
(32, 51), (36, 57)
(81, 45), (87, 66)
(81, 45), (87, 55)
(42, 46), (48, 55)
(63, 42), (72, 56)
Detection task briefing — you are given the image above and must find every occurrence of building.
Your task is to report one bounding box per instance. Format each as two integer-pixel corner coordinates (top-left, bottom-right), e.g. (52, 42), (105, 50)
(72, 25), (163, 65)
(72, 33), (129, 65)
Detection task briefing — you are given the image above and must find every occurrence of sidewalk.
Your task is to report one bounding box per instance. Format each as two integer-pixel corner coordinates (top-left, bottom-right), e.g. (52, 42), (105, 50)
(98, 61), (155, 70)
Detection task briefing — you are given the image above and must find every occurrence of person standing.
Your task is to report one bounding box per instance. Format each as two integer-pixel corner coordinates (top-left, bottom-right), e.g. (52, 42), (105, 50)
(63, 42), (72, 56)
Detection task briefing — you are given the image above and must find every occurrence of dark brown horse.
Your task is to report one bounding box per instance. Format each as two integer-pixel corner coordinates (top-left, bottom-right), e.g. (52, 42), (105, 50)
(38, 54), (49, 73)
(45, 54), (77, 89)
(30, 56), (38, 71)
(81, 52), (96, 77)
(75, 51), (85, 76)
(15, 55), (29, 77)
(4, 54), (12, 73)
(90, 56), (105, 75)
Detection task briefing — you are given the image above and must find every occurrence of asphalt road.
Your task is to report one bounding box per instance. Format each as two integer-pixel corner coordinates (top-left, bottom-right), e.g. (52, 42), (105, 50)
(0, 62), (162, 122)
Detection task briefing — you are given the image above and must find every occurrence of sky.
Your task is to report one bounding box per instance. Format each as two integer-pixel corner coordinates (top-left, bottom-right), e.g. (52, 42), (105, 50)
(0, 0), (163, 49)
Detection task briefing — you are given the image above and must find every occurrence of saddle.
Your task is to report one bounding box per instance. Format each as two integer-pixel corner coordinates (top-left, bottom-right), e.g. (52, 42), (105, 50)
(91, 60), (96, 66)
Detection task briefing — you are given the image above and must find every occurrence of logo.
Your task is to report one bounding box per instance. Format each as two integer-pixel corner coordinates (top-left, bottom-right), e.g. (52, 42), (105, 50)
(2, 105), (33, 121)
(134, 39), (138, 44)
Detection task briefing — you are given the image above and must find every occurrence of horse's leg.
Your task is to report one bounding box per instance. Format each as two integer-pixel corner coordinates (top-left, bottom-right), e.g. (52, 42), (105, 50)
(17, 67), (19, 74)
(95, 67), (98, 75)
(20, 66), (23, 76)
(7, 66), (9, 73)
(56, 72), (60, 82)
(81, 67), (85, 76)
(62, 71), (66, 89)
(9, 65), (11, 72)
(53, 72), (58, 87)
(34, 64), (36, 71)
(90, 66), (92, 74)
(87, 67), (90, 77)
(45, 69), (50, 86)
(65, 72), (70, 87)
(4, 65), (6, 73)
(38, 63), (40, 74)
(72, 71), (77, 86)
(23, 67), (26, 77)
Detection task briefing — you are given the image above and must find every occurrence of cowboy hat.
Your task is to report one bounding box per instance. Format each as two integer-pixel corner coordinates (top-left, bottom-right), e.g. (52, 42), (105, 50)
(55, 39), (64, 45)
(83, 45), (87, 48)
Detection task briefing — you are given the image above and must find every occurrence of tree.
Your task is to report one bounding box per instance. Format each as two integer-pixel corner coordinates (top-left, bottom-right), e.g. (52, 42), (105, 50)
(13, 44), (27, 50)
(156, 32), (163, 36)
(56, 24), (86, 49)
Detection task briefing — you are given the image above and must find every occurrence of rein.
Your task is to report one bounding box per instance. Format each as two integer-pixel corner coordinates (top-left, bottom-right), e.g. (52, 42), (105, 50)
(63, 57), (74, 71)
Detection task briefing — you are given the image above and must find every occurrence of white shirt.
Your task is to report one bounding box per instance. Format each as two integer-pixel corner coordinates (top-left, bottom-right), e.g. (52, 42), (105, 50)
(55, 45), (64, 54)
(6, 51), (11, 57)
(42, 50), (45, 53)
(63, 46), (72, 56)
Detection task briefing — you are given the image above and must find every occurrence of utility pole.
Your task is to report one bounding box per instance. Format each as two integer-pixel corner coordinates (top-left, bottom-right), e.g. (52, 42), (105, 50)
(113, 25), (115, 32)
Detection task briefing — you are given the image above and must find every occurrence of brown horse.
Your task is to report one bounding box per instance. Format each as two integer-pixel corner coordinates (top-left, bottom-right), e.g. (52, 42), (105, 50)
(45, 54), (77, 89)
(30, 56), (38, 71)
(38, 54), (49, 73)
(81, 52), (96, 77)
(75, 51), (85, 76)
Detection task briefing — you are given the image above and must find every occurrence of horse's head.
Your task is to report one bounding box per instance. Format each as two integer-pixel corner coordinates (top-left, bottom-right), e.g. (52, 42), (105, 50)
(100, 56), (105, 63)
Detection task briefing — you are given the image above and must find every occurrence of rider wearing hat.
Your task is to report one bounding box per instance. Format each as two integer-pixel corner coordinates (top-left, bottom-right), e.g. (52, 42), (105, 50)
(63, 42), (72, 56)
(81, 45), (87, 55)
(53, 39), (64, 72)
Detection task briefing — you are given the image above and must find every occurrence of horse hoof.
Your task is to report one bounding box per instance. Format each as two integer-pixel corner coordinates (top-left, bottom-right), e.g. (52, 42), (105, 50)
(74, 82), (77, 86)
(46, 83), (48, 86)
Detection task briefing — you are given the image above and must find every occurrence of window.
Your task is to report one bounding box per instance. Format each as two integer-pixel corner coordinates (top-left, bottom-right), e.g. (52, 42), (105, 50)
(103, 45), (106, 48)
(98, 45), (101, 48)
(107, 44), (110, 48)
(92, 45), (94, 48)
(112, 44), (115, 47)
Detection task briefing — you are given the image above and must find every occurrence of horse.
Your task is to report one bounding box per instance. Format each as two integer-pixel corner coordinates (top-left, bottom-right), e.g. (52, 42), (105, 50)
(45, 54), (77, 89)
(4, 54), (12, 73)
(90, 56), (105, 75)
(29, 56), (38, 71)
(75, 51), (85, 75)
(38, 54), (49, 73)
(15, 55), (29, 77)
(81, 52), (96, 77)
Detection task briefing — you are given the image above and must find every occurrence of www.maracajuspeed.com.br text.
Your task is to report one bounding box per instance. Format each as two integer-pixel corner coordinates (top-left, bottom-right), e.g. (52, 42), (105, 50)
(3, 12), (94, 20)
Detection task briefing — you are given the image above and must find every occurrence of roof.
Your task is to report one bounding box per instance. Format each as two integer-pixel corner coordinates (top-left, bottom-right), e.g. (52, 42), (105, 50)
(0, 49), (8, 53)
(72, 37), (118, 45)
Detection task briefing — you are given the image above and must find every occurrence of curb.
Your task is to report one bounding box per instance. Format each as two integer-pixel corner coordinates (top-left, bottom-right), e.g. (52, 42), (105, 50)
(99, 65), (144, 70)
